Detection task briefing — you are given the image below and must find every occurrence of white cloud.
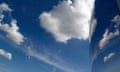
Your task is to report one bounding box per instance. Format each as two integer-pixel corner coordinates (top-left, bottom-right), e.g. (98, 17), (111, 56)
(112, 15), (120, 24)
(99, 15), (120, 49)
(0, 3), (24, 45)
(0, 3), (12, 22)
(104, 52), (115, 62)
(0, 3), (11, 22)
(99, 29), (119, 49)
(39, 0), (95, 42)
(0, 3), (12, 12)
(0, 49), (12, 60)
(0, 20), (25, 45)
(112, 15), (120, 28)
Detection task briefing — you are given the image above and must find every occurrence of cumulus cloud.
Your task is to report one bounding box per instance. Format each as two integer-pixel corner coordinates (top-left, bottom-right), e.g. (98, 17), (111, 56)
(0, 20), (25, 45)
(0, 49), (12, 60)
(0, 3), (24, 45)
(104, 52), (115, 62)
(99, 15), (120, 49)
(39, 0), (95, 42)
(0, 3), (12, 12)
(0, 3), (12, 22)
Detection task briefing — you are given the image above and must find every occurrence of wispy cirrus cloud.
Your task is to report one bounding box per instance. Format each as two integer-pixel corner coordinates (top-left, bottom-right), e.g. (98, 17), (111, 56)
(25, 45), (75, 72)
(40, 0), (95, 43)
(90, 18), (97, 41)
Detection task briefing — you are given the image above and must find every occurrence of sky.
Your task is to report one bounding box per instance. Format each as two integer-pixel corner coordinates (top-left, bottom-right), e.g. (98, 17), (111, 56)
(0, 0), (96, 72)
(91, 0), (120, 72)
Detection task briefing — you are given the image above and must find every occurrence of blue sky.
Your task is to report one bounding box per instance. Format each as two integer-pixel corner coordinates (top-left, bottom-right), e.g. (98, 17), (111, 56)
(91, 0), (120, 72)
(0, 0), (96, 72)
